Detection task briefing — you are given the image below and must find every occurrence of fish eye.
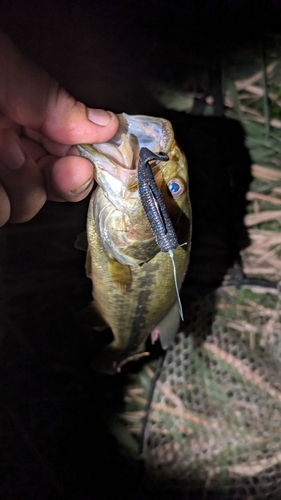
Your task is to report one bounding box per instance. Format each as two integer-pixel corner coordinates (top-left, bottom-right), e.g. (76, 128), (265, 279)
(167, 178), (185, 197)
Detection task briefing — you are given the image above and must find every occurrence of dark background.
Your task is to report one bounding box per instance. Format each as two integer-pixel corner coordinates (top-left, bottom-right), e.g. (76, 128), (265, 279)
(1, 1), (281, 499)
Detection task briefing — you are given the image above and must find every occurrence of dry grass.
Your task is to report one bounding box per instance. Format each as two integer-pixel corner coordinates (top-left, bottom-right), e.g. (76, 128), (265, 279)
(115, 43), (281, 498)
(223, 52), (281, 283)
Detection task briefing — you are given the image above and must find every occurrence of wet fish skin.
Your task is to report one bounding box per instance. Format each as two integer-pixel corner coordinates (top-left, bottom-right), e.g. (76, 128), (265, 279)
(78, 114), (191, 374)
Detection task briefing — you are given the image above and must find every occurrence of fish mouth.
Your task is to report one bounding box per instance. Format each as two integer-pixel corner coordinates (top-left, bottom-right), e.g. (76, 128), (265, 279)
(79, 113), (174, 191)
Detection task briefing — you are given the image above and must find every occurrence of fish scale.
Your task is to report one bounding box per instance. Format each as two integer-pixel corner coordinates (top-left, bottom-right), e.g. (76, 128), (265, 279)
(78, 113), (192, 373)
(87, 200), (188, 373)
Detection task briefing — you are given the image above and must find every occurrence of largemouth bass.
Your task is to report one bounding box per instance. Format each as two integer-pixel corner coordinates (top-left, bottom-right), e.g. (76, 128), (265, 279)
(78, 113), (191, 374)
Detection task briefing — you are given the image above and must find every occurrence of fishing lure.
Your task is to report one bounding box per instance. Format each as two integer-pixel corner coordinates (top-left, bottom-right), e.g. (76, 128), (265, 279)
(137, 147), (185, 320)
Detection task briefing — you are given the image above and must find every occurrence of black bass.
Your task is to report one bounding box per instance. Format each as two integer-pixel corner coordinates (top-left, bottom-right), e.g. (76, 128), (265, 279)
(78, 113), (191, 374)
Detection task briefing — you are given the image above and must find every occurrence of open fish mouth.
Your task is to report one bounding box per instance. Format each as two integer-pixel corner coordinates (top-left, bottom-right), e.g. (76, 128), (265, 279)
(78, 112), (190, 266)
(78, 113), (174, 194)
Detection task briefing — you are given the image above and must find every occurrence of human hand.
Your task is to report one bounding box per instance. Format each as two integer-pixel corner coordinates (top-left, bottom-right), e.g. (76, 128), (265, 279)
(0, 31), (119, 227)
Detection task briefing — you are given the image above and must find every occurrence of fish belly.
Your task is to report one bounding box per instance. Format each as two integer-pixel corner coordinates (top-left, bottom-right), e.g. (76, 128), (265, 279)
(86, 196), (189, 373)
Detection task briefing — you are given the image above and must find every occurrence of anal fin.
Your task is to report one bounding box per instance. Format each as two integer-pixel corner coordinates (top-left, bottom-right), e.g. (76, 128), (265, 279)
(151, 302), (180, 350)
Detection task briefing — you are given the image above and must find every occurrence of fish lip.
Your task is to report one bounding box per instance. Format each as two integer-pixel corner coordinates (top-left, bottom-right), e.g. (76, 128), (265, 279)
(79, 114), (174, 200)
(90, 113), (173, 185)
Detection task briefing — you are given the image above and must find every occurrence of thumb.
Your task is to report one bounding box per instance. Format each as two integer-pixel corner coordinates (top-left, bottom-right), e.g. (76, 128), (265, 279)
(0, 31), (119, 145)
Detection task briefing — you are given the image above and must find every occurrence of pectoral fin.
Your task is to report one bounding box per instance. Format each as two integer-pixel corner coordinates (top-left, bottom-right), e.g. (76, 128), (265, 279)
(79, 303), (107, 330)
(79, 303), (114, 350)
(151, 302), (180, 349)
(108, 258), (132, 292)
(74, 231), (88, 252)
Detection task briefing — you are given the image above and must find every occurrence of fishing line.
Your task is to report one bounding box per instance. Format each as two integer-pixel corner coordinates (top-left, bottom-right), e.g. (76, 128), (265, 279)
(140, 353), (166, 455)
(168, 249), (184, 321)
(137, 147), (185, 320)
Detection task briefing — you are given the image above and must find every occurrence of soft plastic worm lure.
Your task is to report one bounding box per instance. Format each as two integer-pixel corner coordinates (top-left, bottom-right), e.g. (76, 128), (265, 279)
(138, 147), (184, 320)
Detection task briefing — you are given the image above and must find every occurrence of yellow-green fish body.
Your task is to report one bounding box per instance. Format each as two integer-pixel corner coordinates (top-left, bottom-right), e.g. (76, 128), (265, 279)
(78, 113), (191, 374)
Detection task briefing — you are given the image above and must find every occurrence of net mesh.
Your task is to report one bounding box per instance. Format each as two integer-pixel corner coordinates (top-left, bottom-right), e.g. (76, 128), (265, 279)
(123, 286), (281, 499)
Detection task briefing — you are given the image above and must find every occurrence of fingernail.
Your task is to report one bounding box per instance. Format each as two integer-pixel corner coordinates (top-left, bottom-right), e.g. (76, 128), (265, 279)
(3, 141), (26, 170)
(87, 108), (114, 126)
(71, 177), (93, 195)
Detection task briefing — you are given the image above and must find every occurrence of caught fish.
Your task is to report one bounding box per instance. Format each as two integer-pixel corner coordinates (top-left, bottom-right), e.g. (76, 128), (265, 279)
(77, 113), (192, 374)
